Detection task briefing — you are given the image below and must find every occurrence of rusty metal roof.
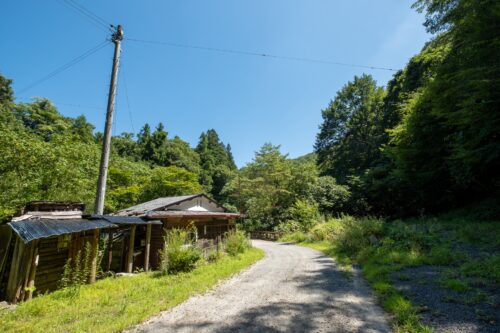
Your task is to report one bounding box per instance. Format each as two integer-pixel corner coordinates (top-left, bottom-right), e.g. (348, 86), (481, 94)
(7, 218), (116, 243)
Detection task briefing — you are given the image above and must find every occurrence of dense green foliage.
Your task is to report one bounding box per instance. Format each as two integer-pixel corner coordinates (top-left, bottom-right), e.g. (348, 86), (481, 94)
(1, 0), (498, 225)
(314, 0), (500, 217)
(0, 76), (234, 220)
(223, 144), (350, 231)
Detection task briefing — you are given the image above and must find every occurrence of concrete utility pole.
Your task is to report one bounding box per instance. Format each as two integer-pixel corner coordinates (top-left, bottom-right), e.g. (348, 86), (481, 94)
(95, 25), (124, 215)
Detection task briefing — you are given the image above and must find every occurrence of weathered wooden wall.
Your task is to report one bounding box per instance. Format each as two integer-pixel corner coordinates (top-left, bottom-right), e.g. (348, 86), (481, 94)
(34, 237), (69, 293)
(149, 224), (165, 270)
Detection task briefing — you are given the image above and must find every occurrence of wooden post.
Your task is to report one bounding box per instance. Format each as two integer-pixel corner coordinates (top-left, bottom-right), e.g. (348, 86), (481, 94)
(126, 225), (136, 273)
(89, 230), (99, 283)
(107, 231), (113, 272)
(6, 238), (26, 303)
(22, 242), (35, 299)
(144, 224), (152, 272)
(26, 241), (39, 300)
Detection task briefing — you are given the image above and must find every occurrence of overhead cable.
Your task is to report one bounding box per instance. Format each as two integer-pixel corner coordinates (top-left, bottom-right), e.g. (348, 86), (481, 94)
(125, 37), (397, 72)
(57, 0), (112, 32)
(120, 61), (136, 133)
(18, 40), (110, 95)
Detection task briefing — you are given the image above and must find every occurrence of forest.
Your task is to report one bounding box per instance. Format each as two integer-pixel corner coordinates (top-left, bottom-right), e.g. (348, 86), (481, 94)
(0, 0), (499, 226)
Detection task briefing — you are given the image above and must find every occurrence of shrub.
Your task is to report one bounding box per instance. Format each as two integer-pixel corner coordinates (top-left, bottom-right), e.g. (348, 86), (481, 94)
(332, 216), (384, 256)
(306, 219), (343, 241)
(287, 199), (319, 232)
(207, 249), (223, 262)
(279, 231), (307, 243)
(160, 229), (201, 274)
(276, 220), (302, 233)
(224, 229), (251, 256)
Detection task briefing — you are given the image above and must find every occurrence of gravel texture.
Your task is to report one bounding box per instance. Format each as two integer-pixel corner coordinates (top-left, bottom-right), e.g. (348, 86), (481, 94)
(129, 240), (390, 333)
(391, 266), (499, 333)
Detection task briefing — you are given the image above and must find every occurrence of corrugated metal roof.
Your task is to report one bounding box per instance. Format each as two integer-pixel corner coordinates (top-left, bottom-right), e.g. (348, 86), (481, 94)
(7, 218), (116, 243)
(116, 194), (202, 216)
(91, 215), (162, 225)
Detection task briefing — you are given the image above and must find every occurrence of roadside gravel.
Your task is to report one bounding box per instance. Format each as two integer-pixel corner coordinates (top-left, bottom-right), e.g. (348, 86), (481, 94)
(129, 240), (390, 333)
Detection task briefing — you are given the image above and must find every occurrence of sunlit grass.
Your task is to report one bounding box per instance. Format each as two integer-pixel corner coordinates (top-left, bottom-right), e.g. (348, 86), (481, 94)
(0, 247), (264, 333)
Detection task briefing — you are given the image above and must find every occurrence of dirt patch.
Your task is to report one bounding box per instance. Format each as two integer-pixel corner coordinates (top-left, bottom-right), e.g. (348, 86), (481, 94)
(391, 264), (499, 332)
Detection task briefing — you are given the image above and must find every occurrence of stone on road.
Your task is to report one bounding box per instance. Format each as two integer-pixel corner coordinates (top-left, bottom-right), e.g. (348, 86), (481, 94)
(130, 240), (391, 333)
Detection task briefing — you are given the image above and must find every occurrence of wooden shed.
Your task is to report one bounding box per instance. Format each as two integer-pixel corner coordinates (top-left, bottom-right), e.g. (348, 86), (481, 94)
(0, 202), (116, 303)
(116, 194), (241, 269)
(90, 215), (162, 273)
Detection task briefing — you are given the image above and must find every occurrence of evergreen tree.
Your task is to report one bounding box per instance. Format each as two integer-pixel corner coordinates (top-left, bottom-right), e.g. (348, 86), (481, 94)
(196, 129), (236, 200)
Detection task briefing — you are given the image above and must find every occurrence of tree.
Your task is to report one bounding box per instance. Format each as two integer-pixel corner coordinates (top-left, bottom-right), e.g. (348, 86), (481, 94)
(228, 144), (294, 230)
(140, 166), (202, 201)
(0, 73), (14, 106)
(315, 74), (386, 183)
(312, 176), (350, 215)
(196, 129), (236, 200)
(165, 136), (200, 174)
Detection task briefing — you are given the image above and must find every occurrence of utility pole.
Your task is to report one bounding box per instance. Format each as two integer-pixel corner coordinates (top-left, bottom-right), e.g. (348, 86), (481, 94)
(95, 25), (124, 215)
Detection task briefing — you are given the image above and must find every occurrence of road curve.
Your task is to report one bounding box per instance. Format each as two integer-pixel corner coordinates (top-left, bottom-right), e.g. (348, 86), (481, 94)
(130, 240), (391, 333)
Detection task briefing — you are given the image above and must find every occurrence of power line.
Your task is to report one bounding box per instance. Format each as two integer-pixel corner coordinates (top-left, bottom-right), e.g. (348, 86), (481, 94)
(125, 37), (397, 72)
(18, 40), (110, 95)
(120, 61), (136, 133)
(57, 0), (112, 32)
(55, 102), (105, 110)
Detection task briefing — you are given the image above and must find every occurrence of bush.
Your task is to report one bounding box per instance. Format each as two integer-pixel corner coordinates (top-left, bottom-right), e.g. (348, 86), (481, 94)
(224, 229), (251, 256)
(279, 231), (307, 243)
(276, 220), (302, 233)
(332, 216), (384, 256)
(160, 229), (201, 274)
(286, 199), (319, 232)
(306, 219), (343, 241)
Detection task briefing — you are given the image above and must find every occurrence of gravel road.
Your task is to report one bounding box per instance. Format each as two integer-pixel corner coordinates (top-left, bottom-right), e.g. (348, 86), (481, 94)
(130, 240), (391, 333)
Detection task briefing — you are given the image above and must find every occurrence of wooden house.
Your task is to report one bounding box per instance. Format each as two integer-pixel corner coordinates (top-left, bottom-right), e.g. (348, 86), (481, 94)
(116, 194), (240, 269)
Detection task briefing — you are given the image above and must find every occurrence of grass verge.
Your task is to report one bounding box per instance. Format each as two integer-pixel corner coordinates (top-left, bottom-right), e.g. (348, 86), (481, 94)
(292, 215), (499, 333)
(299, 239), (432, 332)
(0, 247), (264, 333)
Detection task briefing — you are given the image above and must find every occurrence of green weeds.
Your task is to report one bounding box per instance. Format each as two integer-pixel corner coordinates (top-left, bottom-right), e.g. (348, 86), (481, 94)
(288, 215), (499, 332)
(223, 229), (251, 256)
(0, 248), (264, 333)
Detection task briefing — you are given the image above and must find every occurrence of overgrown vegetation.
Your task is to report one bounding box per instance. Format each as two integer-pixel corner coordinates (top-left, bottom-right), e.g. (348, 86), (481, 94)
(160, 229), (201, 274)
(223, 229), (251, 256)
(285, 215), (500, 332)
(0, 247), (264, 333)
(0, 87), (235, 220)
(59, 242), (94, 289)
(159, 228), (253, 274)
(313, 0), (500, 217)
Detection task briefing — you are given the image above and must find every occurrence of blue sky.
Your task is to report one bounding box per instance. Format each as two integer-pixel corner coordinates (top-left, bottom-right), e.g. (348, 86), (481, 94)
(0, 1), (429, 167)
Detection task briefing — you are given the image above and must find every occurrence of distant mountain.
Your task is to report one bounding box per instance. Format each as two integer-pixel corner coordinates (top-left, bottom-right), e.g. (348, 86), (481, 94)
(291, 153), (316, 165)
